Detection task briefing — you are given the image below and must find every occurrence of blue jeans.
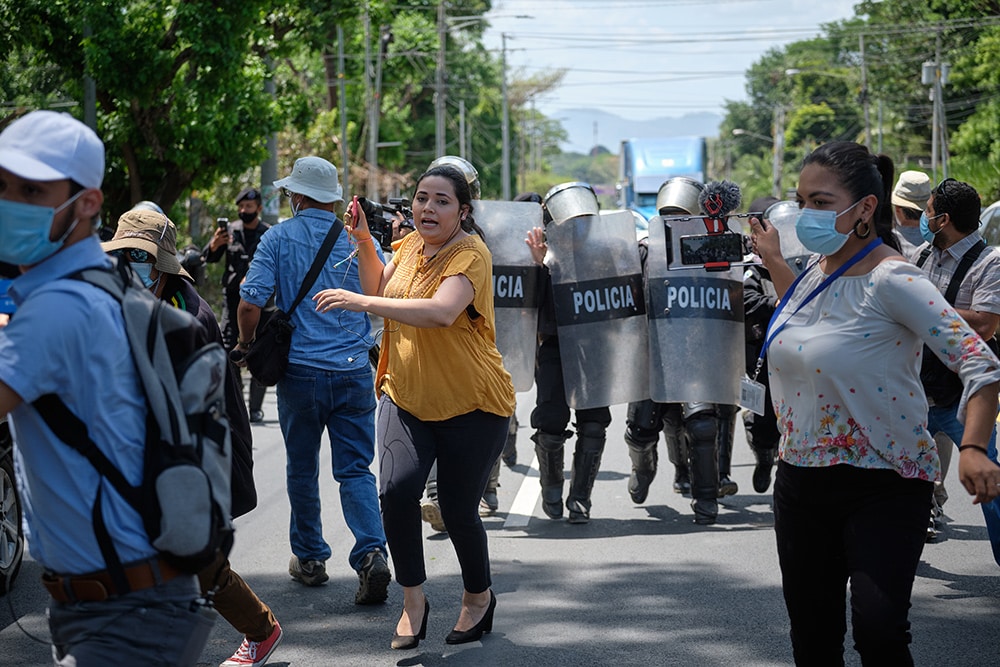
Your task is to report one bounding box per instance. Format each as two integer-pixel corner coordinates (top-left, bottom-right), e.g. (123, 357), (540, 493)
(49, 575), (214, 666)
(277, 362), (386, 571)
(927, 402), (1000, 567)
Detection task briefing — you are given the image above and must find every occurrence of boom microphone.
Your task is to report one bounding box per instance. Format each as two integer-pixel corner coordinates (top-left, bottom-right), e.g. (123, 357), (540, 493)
(699, 180), (742, 218)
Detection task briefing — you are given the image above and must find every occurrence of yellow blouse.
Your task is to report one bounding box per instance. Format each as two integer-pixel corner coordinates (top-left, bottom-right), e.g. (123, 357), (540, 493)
(377, 233), (516, 421)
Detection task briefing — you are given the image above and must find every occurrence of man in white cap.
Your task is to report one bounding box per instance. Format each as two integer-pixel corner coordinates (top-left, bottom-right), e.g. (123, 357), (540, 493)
(236, 156), (392, 604)
(891, 169), (931, 256)
(0, 110), (213, 664)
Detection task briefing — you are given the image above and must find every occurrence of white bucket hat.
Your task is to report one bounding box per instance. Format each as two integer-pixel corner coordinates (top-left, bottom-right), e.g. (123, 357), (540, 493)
(274, 156), (343, 203)
(891, 170), (931, 211)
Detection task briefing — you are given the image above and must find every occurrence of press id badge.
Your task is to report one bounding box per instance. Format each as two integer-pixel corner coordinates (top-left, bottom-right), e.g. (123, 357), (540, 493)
(740, 375), (766, 416)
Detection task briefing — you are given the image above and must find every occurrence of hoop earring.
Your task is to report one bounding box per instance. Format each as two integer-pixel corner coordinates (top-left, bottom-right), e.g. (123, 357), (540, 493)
(854, 219), (872, 239)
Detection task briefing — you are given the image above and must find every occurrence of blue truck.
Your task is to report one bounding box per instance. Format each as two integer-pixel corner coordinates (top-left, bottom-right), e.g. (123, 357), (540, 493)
(616, 137), (708, 225)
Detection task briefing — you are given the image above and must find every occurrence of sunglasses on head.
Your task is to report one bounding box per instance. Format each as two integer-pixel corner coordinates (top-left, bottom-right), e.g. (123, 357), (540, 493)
(111, 248), (154, 264)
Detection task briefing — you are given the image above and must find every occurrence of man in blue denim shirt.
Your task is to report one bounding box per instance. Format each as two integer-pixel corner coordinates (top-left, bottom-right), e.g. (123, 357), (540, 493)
(237, 156), (391, 604)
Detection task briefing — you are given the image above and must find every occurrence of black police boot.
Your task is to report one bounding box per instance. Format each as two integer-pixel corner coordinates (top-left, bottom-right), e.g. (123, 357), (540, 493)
(663, 430), (691, 496)
(752, 448), (778, 493)
(624, 431), (658, 504)
(532, 430), (568, 519)
(480, 456), (501, 516)
(501, 414), (518, 467)
(566, 423), (606, 524)
(248, 377), (266, 423)
(717, 404), (739, 498)
(685, 412), (720, 525)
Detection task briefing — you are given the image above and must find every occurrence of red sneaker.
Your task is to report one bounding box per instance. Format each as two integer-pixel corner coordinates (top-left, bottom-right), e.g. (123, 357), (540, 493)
(220, 621), (283, 667)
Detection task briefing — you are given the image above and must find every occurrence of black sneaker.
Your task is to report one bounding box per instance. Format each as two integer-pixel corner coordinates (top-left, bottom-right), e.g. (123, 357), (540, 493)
(355, 549), (391, 605)
(288, 556), (329, 586)
(250, 410), (264, 423)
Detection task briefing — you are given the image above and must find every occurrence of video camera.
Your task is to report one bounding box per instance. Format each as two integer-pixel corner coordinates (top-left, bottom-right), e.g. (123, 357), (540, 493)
(357, 197), (414, 251)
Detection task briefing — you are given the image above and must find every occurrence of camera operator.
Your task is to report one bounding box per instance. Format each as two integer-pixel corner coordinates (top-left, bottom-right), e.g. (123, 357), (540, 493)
(205, 187), (271, 422)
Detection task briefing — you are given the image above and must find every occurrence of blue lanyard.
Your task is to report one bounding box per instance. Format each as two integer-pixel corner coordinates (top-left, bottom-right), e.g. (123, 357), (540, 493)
(752, 238), (882, 380)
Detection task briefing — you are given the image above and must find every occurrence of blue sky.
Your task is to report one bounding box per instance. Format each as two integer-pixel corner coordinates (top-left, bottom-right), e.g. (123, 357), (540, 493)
(483, 0), (860, 121)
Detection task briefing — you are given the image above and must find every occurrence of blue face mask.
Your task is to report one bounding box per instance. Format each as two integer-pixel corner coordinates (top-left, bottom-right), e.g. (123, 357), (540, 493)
(130, 261), (157, 289)
(919, 212), (944, 244)
(795, 199), (863, 256)
(0, 192), (83, 266)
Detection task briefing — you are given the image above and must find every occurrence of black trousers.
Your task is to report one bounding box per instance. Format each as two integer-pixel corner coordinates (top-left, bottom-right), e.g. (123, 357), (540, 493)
(377, 395), (508, 591)
(530, 335), (611, 434)
(773, 461), (932, 666)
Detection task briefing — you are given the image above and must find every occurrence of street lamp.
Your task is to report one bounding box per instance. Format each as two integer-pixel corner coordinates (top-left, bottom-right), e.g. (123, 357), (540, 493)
(733, 126), (783, 199)
(731, 128), (772, 143)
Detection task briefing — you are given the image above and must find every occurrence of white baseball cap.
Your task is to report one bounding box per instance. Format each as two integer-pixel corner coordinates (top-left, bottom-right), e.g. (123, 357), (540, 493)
(0, 110), (105, 189)
(274, 156), (343, 204)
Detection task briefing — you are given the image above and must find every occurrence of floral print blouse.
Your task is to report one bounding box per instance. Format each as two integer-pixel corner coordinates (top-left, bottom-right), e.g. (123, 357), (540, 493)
(768, 259), (1000, 481)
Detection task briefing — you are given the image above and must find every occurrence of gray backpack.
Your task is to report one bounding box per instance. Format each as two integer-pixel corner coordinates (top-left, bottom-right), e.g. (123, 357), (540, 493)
(35, 260), (233, 588)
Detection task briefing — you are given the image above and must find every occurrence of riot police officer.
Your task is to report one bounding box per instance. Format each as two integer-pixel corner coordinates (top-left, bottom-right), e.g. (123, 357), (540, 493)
(525, 183), (619, 524)
(624, 177), (743, 524)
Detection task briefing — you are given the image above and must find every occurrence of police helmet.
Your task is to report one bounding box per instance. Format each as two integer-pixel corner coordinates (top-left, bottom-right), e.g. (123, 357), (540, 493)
(543, 182), (599, 224)
(655, 177), (704, 216)
(428, 156), (480, 200)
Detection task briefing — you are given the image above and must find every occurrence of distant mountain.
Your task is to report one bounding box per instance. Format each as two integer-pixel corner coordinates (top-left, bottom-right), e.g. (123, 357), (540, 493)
(556, 108), (723, 155)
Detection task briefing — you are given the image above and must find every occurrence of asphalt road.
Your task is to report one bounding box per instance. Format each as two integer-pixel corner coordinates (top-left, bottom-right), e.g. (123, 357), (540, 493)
(2, 382), (998, 666)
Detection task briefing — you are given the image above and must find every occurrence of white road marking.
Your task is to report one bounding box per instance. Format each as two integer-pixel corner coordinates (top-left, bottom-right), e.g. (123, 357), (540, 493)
(503, 454), (540, 528)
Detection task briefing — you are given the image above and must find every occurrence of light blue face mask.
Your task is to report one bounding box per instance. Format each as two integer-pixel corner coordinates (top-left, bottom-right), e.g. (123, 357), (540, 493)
(130, 261), (157, 289)
(919, 212), (944, 244)
(0, 192), (83, 266)
(795, 199), (863, 256)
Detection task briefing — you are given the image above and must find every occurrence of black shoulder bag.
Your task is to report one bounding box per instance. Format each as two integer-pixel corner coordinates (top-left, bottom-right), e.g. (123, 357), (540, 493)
(245, 220), (344, 386)
(916, 239), (994, 406)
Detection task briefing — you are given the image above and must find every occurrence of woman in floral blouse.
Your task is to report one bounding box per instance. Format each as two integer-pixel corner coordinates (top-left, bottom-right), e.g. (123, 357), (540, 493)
(750, 141), (1000, 665)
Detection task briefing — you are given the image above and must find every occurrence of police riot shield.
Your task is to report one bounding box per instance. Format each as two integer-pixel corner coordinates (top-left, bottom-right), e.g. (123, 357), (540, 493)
(473, 200), (543, 391)
(544, 210), (649, 409)
(763, 200), (813, 276)
(645, 214), (745, 405)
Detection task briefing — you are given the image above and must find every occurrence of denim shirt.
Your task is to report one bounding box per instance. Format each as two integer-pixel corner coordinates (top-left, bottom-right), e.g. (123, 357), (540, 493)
(240, 208), (381, 371)
(0, 236), (154, 574)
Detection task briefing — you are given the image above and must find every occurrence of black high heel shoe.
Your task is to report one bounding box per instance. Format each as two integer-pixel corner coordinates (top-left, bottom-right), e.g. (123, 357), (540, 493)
(391, 598), (429, 650)
(445, 590), (496, 645)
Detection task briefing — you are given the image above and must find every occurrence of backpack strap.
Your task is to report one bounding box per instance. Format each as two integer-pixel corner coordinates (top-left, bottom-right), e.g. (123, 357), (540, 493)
(915, 246), (933, 268)
(286, 219), (344, 316)
(943, 239), (987, 304)
(33, 393), (138, 594)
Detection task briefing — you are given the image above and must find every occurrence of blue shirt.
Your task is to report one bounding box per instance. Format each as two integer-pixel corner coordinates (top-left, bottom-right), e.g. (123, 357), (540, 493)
(0, 236), (154, 574)
(240, 208), (380, 371)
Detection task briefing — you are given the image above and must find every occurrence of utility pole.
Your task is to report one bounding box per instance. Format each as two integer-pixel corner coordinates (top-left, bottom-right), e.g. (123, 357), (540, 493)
(501, 32), (511, 200)
(435, 1), (446, 157)
(261, 57), (279, 225)
(364, 8), (376, 200)
(771, 106), (785, 199)
(337, 26), (349, 198)
(859, 34), (871, 150)
(458, 100), (466, 159)
(922, 31), (949, 183)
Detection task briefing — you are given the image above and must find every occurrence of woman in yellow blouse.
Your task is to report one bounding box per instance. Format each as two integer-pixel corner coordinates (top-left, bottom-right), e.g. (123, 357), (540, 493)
(314, 165), (515, 650)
